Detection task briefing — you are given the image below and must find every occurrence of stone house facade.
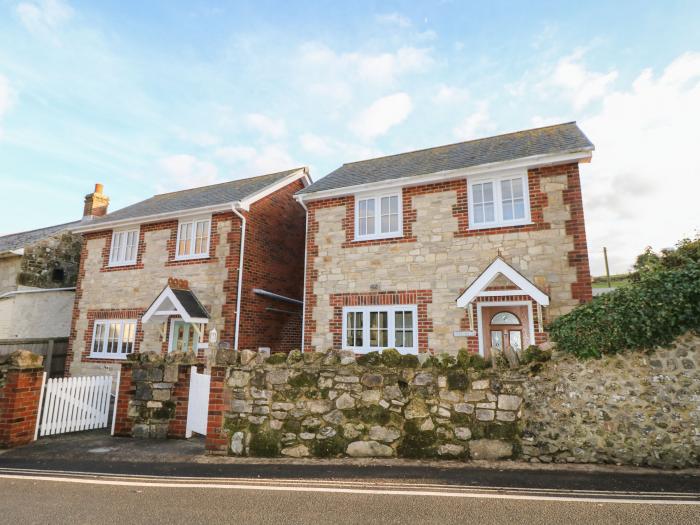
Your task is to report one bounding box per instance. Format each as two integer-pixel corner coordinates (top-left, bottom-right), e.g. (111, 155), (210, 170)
(66, 169), (309, 380)
(295, 123), (594, 357)
(0, 222), (82, 339)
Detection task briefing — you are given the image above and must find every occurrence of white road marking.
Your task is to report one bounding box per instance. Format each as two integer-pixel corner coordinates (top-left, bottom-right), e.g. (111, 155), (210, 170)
(0, 473), (698, 505)
(0, 466), (696, 498)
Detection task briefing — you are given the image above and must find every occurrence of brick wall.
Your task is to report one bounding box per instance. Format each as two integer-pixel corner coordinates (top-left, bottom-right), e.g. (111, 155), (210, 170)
(237, 179), (306, 353)
(0, 352), (44, 448)
(303, 162), (592, 354)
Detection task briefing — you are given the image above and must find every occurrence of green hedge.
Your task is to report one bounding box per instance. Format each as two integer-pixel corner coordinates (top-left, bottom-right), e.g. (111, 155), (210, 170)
(548, 263), (700, 358)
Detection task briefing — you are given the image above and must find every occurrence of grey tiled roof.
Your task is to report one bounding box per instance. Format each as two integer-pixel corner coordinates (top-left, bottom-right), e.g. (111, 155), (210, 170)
(297, 122), (593, 195)
(78, 168), (304, 228)
(172, 288), (210, 319)
(0, 221), (81, 253)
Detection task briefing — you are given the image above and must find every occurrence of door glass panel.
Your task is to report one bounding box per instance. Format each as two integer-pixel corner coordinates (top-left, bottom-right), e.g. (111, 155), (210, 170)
(172, 321), (199, 352)
(490, 330), (503, 350)
(509, 331), (522, 352)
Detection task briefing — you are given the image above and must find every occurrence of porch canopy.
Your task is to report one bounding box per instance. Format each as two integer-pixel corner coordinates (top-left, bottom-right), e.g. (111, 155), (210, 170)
(142, 279), (210, 325)
(456, 257), (550, 307)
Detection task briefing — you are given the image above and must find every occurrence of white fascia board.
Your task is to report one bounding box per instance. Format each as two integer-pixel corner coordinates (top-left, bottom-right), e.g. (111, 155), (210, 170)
(456, 258), (550, 307)
(70, 203), (233, 234)
(237, 168), (311, 211)
(142, 288), (192, 323)
(295, 149), (592, 203)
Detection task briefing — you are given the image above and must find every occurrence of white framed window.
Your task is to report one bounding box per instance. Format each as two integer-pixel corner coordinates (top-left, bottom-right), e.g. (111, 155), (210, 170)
(468, 170), (531, 229)
(175, 216), (211, 259)
(90, 319), (137, 359)
(109, 228), (139, 266)
(355, 192), (402, 241)
(342, 305), (417, 354)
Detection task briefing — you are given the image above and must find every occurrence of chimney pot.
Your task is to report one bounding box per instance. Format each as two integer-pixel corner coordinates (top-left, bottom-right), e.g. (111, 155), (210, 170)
(94, 183), (104, 193)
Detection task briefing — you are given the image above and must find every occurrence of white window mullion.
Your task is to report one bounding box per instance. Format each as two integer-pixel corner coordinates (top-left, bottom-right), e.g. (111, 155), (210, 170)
(388, 311), (396, 348)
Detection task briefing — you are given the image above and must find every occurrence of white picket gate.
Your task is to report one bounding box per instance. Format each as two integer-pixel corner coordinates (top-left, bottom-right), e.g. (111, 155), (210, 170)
(186, 366), (210, 438)
(37, 375), (113, 437)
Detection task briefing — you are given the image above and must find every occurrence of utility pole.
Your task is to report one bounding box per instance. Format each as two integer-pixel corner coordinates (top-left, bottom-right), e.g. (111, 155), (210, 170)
(603, 247), (611, 288)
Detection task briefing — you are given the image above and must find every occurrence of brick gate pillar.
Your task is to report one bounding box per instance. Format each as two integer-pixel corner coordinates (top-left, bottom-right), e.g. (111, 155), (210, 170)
(0, 351), (45, 448)
(112, 362), (134, 437)
(205, 365), (227, 453)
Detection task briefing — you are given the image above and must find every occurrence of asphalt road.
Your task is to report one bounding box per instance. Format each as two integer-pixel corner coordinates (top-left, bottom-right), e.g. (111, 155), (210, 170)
(1, 474), (699, 525)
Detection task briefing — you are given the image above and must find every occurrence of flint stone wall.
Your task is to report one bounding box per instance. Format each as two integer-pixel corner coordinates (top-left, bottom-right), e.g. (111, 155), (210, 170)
(216, 349), (523, 460)
(521, 333), (700, 468)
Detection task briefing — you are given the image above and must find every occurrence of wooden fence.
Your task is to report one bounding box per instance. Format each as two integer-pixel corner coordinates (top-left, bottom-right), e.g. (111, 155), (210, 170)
(0, 337), (68, 377)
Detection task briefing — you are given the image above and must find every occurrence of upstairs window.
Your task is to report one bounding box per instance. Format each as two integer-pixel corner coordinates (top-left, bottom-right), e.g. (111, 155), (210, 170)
(468, 171), (530, 229)
(355, 193), (402, 240)
(342, 305), (417, 354)
(109, 229), (139, 266)
(90, 319), (137, 359)
(176, 217), (211, 259)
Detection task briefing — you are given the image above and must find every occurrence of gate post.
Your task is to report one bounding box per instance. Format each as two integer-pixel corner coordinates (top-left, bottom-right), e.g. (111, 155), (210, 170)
(0, 351), (44, 448)
(167, 364), (193, 439)
(112, 362), (134, 437)
(205, 365), (227, 454)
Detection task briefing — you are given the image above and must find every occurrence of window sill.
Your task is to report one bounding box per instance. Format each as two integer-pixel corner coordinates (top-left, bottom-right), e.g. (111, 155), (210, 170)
(108, 261), (138, 268)
(88, 353), (130, 360)
(468, 220), (533, 231)
(343, 347), (418, 355)
(173, 254), (210, 261)
(353, 233), (403, 242)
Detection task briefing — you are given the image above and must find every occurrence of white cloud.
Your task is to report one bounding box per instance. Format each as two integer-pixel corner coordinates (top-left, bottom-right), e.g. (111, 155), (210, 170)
(245, 113), (286, 139)
(215, 144), (298, 176)
(157, 154), (219, 190)
(299, 42), (434, 86)
(16, 0), (73, 36)
(299, 133), (333, 156)
(432, 84), (469, 105)
(350, 92), (413, 140)
(530, 115), (564, 127)
(375, 13), (412, 28)
(174, 128), (221, 147)
(215, 145), (257, 163)
(580, 52), (700, 274)
(453, 103), (493, 140)
(550, 51), (618, 110)
(0, 75), (15, 138)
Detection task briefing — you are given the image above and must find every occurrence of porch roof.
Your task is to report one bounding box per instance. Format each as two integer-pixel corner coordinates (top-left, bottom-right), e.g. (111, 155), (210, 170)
(142, 285), (210, 324)
(456, 257), (550, 307)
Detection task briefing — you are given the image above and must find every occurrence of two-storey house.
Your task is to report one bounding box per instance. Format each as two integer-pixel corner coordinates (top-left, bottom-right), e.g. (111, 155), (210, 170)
(66, 168), (309, 379)
(295, 123), (593, 358)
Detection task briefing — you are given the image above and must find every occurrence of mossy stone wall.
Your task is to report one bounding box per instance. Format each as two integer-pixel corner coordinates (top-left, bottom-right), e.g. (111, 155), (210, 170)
(217, 348), (523, 460)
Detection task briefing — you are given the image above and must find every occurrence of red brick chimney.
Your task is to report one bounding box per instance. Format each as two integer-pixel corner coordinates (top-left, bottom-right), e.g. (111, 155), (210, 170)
(83, 183), (109, 218)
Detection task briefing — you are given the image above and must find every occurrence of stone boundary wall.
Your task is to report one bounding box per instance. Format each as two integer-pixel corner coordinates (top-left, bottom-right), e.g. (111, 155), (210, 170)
(113, 352), (198, 439)
(207, 349), (524, 459)
(521, 333), (700, 468)
(0, 350), (44, 448)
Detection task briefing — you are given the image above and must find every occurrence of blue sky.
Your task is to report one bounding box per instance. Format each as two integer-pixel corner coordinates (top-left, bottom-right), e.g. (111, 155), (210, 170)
(1, 1), (699, 274)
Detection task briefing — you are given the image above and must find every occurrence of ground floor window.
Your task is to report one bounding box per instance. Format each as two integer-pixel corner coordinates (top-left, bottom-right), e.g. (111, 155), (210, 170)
(90, 319), (137, 359)
(342, 305), (417, 353)
(169, 320), (202, 353)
